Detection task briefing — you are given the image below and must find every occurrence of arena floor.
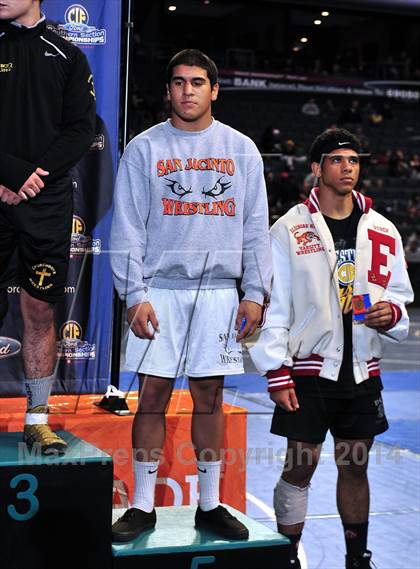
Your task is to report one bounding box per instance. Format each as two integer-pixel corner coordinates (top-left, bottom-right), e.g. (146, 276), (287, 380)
(121, 308), (420, 569)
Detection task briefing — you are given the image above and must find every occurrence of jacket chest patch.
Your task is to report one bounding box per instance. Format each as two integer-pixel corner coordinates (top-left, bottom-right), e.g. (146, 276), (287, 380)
(290, 224), (324, 255)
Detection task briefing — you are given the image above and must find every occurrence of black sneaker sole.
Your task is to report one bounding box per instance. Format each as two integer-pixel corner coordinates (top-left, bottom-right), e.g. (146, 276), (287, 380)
(112, 522), (156, 543)
(195, 522), (249, 541)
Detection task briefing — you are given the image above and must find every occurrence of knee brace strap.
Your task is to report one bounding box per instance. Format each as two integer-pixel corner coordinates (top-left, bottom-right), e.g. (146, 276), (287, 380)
(273, 477), (309, 526)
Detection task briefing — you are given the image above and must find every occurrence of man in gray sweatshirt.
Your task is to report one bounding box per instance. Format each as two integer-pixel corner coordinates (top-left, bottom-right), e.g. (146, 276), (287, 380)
(110, 49), (271, 542)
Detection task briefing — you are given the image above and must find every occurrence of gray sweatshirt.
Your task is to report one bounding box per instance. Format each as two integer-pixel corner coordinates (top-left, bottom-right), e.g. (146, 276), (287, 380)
(110, 119), (272, 309)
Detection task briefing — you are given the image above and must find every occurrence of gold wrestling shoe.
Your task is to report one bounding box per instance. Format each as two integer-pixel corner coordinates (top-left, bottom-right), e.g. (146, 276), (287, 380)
(23, 405), (67, 456)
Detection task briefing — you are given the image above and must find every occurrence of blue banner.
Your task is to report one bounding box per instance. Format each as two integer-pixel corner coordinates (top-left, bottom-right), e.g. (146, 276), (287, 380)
(0, 0), (121, 394)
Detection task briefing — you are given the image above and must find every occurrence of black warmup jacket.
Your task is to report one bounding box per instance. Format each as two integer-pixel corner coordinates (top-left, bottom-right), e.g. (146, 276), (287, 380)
(0, 17), (96, 192)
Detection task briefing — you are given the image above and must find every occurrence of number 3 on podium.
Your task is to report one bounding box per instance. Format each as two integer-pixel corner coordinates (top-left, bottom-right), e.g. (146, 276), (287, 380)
(7, 474), (39, 521)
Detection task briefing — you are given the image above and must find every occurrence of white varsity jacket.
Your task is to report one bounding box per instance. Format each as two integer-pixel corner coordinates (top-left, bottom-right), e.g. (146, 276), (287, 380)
(247, 188), (414, 392)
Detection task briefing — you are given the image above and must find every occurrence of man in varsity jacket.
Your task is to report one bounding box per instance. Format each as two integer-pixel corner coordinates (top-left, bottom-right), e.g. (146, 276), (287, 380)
(247, 128), (413, 569)
(0, 0), (96, 453)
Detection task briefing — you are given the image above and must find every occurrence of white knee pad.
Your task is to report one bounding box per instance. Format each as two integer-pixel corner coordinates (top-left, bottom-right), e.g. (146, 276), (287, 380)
(273, 477), (310, 526)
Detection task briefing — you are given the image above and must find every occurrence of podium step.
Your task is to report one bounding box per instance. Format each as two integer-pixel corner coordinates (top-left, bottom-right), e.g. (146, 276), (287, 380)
(112, 505), (290, 568)
(0, 431), (113, 569)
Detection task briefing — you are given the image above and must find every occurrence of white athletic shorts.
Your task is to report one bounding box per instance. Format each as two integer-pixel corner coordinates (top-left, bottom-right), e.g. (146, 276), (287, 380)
(125, 288), (244, 378)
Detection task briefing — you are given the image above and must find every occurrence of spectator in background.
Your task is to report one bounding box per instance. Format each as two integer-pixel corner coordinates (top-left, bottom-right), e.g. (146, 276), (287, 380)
(283, 139), (296, 153)
(324, 98), (336, 118)
(360, 178), (372, 195)
(409, 154), (420, 179)
(406, 195), (420, 221)
(354, 127), (370, 154)
(279, 172), (301, 208)
(384, 55), (400, 80)
(302, 172), (316, 198)
(299, 172), (317, 202)
(369, 108), (384, 127)
(404, 233), (420, 263)
(261, 127), (285, 175)
(266, 171), (284, 225)
(373, 177), (384, 190)
(404, 233), (420, 294)
(266, 167), (304, 224)
(301, 98), (320, 117)
(261, 126), (283, 155)
(388, 149), (410, 178)
(339, 99), (363, 127)
(281, 139), (307, 172)
(376, 149), (391, 167)
(265, 171), (282, 206)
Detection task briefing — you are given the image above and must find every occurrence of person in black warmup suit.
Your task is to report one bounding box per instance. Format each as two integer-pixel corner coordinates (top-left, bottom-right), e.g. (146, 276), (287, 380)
(0, 0), (95, 454)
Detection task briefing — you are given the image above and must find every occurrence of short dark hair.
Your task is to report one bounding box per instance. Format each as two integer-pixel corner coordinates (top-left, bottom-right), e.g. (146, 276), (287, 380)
(310, 128), (362, 164)
(166, 49), (218, 87)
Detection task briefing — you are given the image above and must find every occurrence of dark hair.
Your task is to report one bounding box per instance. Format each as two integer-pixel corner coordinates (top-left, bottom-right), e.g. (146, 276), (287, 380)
(310, 128), (362, 164)
(166, 49), (218, 87)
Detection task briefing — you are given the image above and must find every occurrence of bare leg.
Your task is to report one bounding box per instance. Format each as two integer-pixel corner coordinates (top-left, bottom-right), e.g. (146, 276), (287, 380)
(132, 374), (174, 461)
(335, 438), (373, 562)
(335, 437), (373, 523)
(20, 290), (66, 454)
(189, 377), (224, 460)
(20, 289), (55, 379)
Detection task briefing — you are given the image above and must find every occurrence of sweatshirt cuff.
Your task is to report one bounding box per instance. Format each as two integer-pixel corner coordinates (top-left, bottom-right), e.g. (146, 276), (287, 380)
(381, 302), (402, 331)
(126, 289), (149, 310)
(243, 289), (264, 306)
(266, 367), (295, 392)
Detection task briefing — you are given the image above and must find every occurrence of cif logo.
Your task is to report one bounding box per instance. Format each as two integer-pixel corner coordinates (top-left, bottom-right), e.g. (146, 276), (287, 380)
(60, 320), (83, 342)
(0, 337), (21, 359)
(58, 3), (106, 45)
(338, 261), (355, 285)
(65, 4), (89, 26)
(72, 215), (86, 236)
